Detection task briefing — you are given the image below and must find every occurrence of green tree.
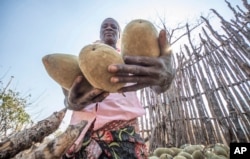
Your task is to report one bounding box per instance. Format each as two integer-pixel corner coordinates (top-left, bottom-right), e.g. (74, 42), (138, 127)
(0, 76), (32, 138)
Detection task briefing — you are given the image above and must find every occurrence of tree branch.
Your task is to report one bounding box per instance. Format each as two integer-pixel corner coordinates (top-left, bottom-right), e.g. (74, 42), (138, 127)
(0, 108), (67, 158)
(12, 120), (88, 159)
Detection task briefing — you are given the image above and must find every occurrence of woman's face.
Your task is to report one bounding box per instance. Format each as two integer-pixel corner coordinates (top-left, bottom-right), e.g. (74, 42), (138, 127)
(100, 18), (120, 45)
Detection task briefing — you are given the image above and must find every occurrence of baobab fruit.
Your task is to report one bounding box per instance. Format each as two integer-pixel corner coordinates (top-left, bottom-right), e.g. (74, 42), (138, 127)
(183, 144), (204, 154)
(173, 156), (187, 159)
(180, 144), (191, 149)
(177, 152), (192, 159)
(159, 153), (173, 159)
(153, 147), (174, 157)
(149, 156), (160, 159)
(170, 147), (183, 156)
(79, 43), (125, 92)
(213, 144), (228, 157)
(205, 151), (227, 159)
(214, 143), (229, 155)
(192, 150), (204, 159)
(121, 19), (160, 57)
(42, 53), (84, 90)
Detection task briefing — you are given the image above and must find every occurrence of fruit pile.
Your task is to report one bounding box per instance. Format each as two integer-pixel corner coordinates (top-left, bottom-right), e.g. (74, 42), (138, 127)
(149, 143), (229, 159)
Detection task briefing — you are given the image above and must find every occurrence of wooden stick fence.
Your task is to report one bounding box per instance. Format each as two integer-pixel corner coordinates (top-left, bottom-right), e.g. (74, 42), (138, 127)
(138, 0), (250, 152)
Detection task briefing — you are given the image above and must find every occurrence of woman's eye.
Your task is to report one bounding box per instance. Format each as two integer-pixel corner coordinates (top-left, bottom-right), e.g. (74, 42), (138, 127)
(111, 25), (117, 29)
(102, 25), (107, 29)
(102, 24), (117, 30)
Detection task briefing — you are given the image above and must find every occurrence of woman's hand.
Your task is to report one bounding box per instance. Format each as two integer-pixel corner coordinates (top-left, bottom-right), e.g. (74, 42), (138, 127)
(63, 76), (109, 111)
(108, 29), (175, 94)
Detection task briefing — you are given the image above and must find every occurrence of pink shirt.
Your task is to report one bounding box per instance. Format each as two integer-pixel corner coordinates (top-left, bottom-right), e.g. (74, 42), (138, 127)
(69, 91), (145, 151)
(68, 45), (145, 151)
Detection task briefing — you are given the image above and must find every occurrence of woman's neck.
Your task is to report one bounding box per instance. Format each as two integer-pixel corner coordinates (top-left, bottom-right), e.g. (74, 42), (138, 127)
(110, 44), (117, 49)
(105, 42), (117, 49)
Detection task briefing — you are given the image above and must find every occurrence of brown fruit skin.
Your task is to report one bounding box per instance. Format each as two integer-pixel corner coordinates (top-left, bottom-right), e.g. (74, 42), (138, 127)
(42, 53), (84, 90)
(79, 43), (125, 93)
(121, 19), (160, 57)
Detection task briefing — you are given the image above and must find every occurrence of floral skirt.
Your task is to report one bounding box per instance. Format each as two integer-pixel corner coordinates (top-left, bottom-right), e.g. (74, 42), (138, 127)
(63, 120), (148, 159)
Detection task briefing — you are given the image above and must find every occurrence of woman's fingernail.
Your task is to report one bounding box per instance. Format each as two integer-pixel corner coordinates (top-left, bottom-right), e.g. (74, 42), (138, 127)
(111, 77), (118, 83)
(76, 76), (82, 83)
(104, 92), (109, 97)
(108, 65), (117, 72)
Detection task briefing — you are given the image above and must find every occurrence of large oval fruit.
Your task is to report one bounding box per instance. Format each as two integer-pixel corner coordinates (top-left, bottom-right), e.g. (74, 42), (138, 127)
(42, 53), (83, 90)
(121, 19), (160, 57)
(153, 147), (174, 157)
(79, 43), (125, 92)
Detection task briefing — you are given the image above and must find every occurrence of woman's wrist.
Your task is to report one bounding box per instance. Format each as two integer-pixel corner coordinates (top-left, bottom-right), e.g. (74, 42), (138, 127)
(64, 97), (84, 111)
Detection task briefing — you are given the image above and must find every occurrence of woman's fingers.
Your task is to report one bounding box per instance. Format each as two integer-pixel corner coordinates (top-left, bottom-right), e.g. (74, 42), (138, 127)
(158, 29), (172, 56)
(110, 74), (159, 85)
(68, 76), (84, 103)
(118, 83), (151, 92)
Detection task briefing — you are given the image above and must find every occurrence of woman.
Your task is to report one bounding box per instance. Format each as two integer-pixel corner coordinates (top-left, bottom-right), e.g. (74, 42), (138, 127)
(62, 17), (174, 159)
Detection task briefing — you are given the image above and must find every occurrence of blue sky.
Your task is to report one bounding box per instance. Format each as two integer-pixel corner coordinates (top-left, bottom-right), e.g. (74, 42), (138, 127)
(0, 0), (243, 128)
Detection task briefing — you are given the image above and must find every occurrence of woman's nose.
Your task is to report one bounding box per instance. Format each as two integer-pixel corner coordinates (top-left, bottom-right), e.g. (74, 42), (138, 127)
(106, 25), (113, 30)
